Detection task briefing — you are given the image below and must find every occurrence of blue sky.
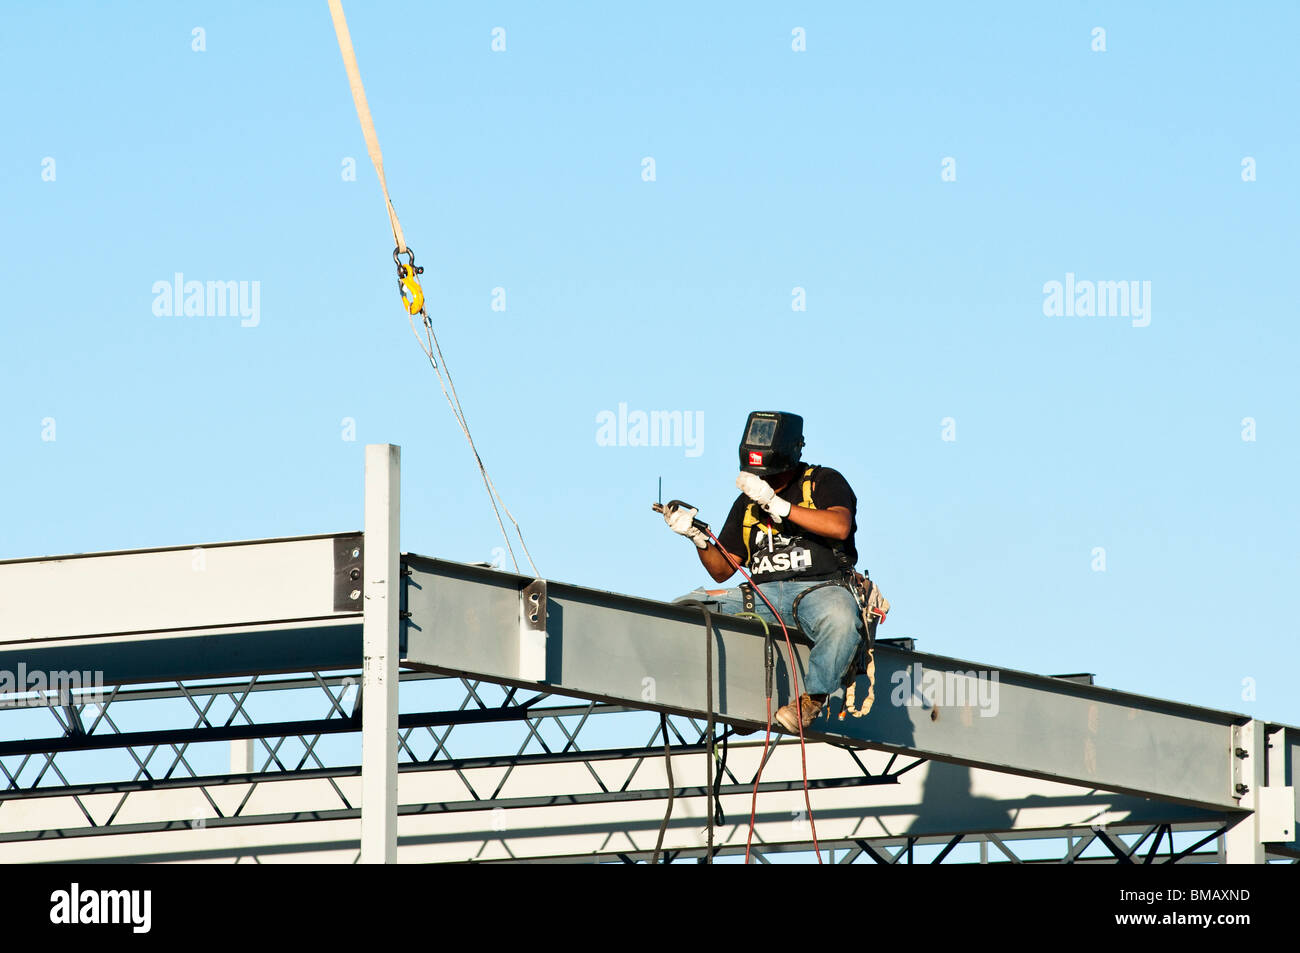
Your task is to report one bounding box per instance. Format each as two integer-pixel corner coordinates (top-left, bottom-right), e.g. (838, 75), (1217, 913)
(2, 0), (1297, 740)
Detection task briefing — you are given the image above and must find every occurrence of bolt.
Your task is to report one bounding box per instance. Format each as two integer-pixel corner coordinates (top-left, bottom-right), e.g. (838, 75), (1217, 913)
(1235, 747), (1248, 758)
(350, 567), (361, 581)
(352, 548), (361, 558)
(350, 589), (361, 600)
(1235, 783), (1249, 796)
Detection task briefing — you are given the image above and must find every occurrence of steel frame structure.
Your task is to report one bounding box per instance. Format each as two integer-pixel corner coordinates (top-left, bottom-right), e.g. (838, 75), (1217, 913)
(0, 445), (1295, 864)
(0, 671), (1261, 863)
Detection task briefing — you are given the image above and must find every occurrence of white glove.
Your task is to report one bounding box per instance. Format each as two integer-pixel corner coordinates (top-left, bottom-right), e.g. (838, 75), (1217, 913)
(664, 504), (708, 549)
(736, 472), (791, 520)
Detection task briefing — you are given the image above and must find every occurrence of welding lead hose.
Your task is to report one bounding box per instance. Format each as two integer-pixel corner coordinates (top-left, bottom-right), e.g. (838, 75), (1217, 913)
(678, 600), (717, 863)
(652, 712), (674, 864)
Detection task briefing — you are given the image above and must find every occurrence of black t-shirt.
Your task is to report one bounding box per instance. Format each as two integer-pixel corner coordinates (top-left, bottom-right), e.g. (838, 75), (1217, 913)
(717, 466), (858, 582)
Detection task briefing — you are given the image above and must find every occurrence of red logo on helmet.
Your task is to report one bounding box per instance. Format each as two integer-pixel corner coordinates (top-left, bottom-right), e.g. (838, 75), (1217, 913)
(748, 451), (763, 466)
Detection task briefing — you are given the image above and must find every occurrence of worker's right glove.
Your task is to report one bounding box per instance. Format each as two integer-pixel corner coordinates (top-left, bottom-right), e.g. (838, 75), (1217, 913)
(736, 472), (791, 521)
(664, 503), (709, 549)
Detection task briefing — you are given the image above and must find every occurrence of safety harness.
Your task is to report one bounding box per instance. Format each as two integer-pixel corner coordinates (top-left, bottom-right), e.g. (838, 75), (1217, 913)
(738, 465), (891, 720)
(740, 465), (834, 564)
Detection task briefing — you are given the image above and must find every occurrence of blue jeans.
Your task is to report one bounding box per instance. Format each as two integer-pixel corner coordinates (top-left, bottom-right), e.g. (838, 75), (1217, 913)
(674, 577), (863, 697)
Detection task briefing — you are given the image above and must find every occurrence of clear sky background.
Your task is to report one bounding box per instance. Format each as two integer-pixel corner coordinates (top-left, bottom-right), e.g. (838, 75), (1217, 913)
(2, 0), (1297, 741)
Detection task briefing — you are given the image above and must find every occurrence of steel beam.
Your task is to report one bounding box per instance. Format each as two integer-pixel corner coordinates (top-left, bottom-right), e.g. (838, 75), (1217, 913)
(401, 557), (1278, 814)
(0, 740), (1225, 863)
(12, 817), (1222, 865)
(0, 535), (365, 686)
(0, 534), (355, 642)
(0, 700), (641, 759)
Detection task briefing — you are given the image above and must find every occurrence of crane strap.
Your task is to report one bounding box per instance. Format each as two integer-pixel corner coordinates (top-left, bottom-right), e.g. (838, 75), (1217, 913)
(326, 0), (408, 254)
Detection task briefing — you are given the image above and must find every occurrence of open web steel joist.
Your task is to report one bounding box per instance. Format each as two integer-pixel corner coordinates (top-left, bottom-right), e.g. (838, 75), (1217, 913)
(0, 445), (1295, 863)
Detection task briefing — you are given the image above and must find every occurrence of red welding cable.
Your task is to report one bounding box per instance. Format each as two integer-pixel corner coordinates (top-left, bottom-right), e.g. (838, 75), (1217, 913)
(706, 527), (822, 864)
(731, 599), (776, 864)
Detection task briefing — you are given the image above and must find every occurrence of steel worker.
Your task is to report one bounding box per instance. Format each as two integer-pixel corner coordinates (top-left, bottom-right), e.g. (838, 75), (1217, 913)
(664, 411), (867, 733)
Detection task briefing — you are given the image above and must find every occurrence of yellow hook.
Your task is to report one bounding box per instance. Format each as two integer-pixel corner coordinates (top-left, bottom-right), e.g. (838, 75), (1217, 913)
(398, 262), (425, 315)
(394, 247), (425, 315)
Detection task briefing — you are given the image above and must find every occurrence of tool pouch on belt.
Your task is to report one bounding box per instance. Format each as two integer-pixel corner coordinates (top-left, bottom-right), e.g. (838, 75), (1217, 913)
(840, 571), (890, 720)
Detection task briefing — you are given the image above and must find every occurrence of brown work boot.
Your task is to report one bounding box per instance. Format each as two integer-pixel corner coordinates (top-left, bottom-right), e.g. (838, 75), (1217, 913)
(774, 694), (823, 734)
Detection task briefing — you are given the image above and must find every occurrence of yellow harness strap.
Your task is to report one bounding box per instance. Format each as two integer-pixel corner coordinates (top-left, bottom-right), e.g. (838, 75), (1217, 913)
(741, 466), (819, 566)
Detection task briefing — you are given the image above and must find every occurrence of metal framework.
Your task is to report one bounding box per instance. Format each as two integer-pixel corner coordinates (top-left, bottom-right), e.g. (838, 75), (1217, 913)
(0, 445), (1295, 864)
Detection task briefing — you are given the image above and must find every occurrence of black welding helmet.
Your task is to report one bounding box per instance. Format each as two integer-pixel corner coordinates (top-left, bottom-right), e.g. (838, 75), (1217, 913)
(739, 411), (804, 476)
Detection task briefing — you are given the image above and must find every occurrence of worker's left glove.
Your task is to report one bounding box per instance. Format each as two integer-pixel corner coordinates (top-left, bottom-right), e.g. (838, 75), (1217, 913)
(664, 503), (709, 549)
(736, 472), (791, 520)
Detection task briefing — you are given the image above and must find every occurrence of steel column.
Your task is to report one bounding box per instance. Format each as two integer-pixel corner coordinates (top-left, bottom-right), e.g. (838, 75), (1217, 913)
(1223, 720), (1268, 863)
(360, 444), (400, 864)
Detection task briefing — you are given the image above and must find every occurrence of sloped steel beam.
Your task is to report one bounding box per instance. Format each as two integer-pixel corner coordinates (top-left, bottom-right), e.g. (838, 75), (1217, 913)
(401, 556), (1279, 814)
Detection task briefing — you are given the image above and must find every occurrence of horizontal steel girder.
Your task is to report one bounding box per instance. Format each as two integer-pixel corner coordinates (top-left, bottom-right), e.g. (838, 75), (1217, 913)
(0, 741), (1223, 863)
(0, 535), (365, 685)
(401, 556), (1279, 813)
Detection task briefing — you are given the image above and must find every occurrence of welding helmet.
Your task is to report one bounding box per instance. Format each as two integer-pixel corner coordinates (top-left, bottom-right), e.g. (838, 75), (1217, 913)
(738, 411), (804, 476)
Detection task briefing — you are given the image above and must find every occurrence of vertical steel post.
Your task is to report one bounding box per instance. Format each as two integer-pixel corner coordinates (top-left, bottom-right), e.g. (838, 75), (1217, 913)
(1223, 719), (1266, 864)
(361, 444), (400, 863)
(230, 739), (254, 774)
